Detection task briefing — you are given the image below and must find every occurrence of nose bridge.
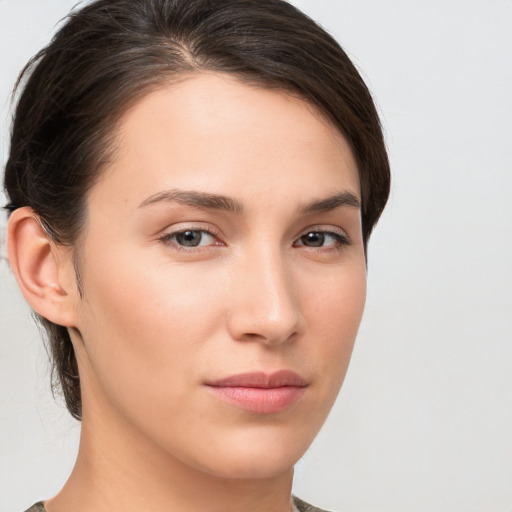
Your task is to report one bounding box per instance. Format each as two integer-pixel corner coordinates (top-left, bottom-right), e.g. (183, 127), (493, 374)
(227, 242), (302, 344)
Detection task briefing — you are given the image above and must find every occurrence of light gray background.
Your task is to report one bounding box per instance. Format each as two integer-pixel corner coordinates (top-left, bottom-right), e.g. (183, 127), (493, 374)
(1, 1), (511, 511)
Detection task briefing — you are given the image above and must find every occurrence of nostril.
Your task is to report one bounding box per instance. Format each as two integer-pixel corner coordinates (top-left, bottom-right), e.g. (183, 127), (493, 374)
(235, 322), (301, 346)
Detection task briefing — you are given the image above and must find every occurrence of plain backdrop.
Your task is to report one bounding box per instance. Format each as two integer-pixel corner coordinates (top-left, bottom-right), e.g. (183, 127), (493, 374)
(1, 1), (511, 511)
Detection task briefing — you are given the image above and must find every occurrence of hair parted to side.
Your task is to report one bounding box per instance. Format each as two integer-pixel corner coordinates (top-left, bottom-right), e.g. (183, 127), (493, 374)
(3, 0), (390, 420)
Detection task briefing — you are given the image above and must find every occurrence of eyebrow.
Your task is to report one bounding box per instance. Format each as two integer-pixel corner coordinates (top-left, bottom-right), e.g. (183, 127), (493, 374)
(300, 191), (361, 214)
(139, 189), (244, 214)
(138, 188), (360, 215)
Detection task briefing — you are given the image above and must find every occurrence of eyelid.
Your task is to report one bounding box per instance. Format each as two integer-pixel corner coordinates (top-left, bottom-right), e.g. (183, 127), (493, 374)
(299, 224), (349, 239)
(158, 221), (221, 237)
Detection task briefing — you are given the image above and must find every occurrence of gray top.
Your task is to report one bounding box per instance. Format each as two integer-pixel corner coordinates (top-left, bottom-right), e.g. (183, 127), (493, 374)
(24, 496), (330, 512)
(293, 496), (331, 511)
(24, 504), (45, 512)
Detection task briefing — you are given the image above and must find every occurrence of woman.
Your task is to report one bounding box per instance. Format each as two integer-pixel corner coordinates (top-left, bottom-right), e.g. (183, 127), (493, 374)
(4, 0), (390, 511)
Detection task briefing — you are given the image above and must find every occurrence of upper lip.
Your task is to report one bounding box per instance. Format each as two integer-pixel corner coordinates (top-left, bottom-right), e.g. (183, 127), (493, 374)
(205, 370), (308, 389)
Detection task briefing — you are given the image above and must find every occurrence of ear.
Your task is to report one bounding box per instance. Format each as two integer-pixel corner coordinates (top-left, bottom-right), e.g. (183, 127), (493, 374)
(7, 207), (78, 327)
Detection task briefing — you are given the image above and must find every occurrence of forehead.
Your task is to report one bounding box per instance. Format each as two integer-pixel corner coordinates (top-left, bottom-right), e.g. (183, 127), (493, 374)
(89, 72), (360, 214)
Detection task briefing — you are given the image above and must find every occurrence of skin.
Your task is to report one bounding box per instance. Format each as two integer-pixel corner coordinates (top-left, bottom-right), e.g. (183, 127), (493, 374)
(8, 73), (366, 512)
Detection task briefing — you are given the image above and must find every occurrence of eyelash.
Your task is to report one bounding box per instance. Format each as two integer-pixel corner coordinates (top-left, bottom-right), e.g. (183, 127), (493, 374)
(158, 226), (350, 252)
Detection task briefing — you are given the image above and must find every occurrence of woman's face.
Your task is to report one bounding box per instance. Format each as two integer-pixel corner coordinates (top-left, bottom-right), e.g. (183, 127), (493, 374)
(70, 73), (366, 479)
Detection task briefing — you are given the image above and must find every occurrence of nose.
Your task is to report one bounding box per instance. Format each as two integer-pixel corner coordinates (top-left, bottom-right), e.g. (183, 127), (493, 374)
(226, 246), (304, 346)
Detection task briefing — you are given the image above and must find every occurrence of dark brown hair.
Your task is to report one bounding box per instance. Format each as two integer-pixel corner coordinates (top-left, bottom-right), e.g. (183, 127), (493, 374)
(4, 0), (390, 420)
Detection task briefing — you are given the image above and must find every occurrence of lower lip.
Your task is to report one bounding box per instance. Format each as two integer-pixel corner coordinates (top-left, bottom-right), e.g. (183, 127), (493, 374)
(207, 385), (306, 414)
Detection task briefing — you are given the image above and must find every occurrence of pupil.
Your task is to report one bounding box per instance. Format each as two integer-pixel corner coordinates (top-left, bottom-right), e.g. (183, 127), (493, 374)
(303, 232), (324, 247)
(177, 230), (201, 246)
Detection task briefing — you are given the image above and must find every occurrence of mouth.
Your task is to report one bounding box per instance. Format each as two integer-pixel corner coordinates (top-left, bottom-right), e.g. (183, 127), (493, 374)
(205, 370), (308, 414)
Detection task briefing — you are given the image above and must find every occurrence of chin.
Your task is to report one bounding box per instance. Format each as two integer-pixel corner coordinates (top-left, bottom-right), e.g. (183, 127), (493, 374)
(202, 453), (298, 481)
(182, 426), (313, 480)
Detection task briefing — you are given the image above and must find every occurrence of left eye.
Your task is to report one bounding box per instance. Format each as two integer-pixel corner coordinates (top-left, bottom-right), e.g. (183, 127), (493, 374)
(295, 231), (347, 248)
(161, 229), (216, 247)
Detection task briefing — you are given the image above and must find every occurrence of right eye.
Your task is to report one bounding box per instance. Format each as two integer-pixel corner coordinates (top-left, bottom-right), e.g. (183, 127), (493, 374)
(159, 229), (218, 248)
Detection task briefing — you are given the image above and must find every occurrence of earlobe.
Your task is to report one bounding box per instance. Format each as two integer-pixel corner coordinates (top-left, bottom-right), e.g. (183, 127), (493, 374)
(7, 207), (78, 327)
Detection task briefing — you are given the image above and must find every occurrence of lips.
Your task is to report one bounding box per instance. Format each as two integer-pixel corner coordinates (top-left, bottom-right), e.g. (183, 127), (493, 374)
(205, 370), (307, 414)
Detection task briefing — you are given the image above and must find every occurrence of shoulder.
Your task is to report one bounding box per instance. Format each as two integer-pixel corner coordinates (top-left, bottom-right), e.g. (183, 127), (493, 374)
(23, 503), (46, 512)
(292, 495), (334, 512)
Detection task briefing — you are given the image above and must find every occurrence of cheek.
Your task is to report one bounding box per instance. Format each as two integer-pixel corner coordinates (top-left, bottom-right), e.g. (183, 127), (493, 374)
(84, 251), (220, 339)
(306, 262), (366, 387)
(76, 252), (224, 408)
(310, 258), (366, 331)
